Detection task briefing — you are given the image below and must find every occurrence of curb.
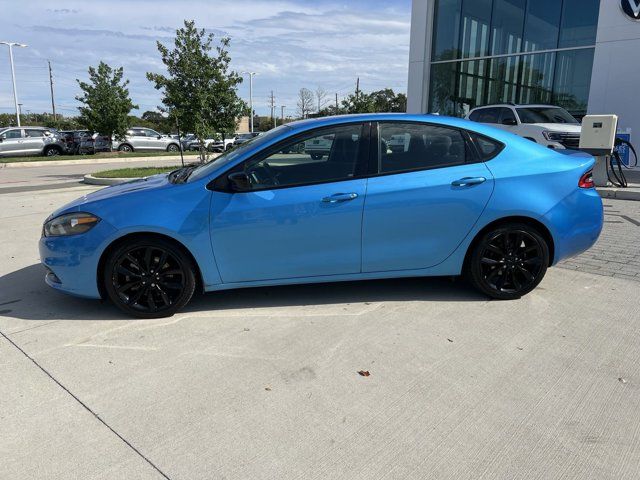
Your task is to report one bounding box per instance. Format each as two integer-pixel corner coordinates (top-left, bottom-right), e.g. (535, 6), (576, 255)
(0, 154), (196, 168)
(83, 174), (136, 186)
(597, 187), (640, 201)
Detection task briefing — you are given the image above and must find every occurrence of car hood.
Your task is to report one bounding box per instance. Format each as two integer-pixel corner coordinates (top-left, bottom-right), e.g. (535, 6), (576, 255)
(533, 123), (581, 133)
(49, 173), (171, 218)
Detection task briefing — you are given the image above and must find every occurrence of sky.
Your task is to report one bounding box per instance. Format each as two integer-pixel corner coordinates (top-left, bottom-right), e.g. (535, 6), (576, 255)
(0, 0), (411, 119)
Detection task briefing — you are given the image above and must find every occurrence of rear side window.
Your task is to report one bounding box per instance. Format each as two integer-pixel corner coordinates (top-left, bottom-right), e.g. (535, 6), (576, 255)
(469, 108), (500, 123)
(468, 132), (504, 161)
(25, 129), (45, 137)
(377, 123), (468, 174)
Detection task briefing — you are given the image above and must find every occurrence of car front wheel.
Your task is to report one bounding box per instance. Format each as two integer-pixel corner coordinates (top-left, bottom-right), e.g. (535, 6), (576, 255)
(167, 144), (179, 152)
(466, 223), (549, 300)
(103, 238), (196, 318)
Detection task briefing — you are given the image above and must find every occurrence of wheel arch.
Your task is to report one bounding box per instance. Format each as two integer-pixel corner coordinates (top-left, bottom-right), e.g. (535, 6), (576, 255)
(96, 231), (204, 300)
(463, 216), (555, 269)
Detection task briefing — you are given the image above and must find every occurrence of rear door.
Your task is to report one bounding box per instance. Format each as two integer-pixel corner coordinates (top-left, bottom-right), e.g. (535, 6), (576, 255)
(23, 129), (46, 155)
(361, 121), (494, 272)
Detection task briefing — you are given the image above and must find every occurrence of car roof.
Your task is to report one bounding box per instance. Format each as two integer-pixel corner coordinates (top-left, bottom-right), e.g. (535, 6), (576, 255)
(471, 104), (562, 110)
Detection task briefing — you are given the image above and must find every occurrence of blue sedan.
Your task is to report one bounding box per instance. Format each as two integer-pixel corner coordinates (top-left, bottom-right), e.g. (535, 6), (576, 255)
(39, 114), (603, 318)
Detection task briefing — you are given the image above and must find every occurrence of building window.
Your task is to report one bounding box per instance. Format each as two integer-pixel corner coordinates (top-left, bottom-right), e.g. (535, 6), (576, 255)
(559, 0), (600, 48)
(428, 0), (599, 117)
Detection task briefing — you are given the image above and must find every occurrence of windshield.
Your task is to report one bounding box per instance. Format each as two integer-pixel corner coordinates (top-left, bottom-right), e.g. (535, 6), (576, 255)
(187, 125), (290, 182)
(516, 107), (578, 124)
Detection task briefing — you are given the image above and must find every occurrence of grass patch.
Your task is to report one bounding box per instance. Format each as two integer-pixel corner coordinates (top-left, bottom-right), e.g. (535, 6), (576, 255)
(0, 150), (199, 163)
(93, 166), (180, 178)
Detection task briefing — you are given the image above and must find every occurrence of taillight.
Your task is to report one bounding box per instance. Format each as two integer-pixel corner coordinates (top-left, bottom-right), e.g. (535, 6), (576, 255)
(578, 170), (594, 189)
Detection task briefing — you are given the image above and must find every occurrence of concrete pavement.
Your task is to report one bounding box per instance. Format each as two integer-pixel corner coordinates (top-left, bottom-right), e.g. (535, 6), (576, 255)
(1, 184), (640, 478)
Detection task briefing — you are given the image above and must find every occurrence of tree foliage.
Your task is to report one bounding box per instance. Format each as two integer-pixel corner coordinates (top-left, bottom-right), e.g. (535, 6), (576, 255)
(76, 62), (137, 138)
(146, 20), (246, 156)
(340, 88), (407, 114)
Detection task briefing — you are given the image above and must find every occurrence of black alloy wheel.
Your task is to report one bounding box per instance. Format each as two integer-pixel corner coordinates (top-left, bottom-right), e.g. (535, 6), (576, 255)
(467, 223), (549, 300)
(45, 147), (61, 156)
(118, 144), (133, 152)
(104, 238), (196, 318)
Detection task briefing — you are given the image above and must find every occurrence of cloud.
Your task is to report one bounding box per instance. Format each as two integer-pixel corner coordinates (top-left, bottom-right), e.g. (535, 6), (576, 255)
(0, 0), (410, 118)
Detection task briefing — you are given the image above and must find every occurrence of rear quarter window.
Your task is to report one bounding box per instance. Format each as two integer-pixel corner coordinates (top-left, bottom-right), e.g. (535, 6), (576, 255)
(468, 132), (504, 161)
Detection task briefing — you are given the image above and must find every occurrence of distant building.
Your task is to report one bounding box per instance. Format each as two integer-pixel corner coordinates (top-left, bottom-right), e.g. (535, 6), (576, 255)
(407, 0), (640, 144)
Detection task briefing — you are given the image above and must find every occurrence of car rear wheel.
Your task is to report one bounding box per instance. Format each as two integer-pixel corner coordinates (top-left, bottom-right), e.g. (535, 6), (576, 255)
(118, 144), (133, 153)
(466, 223), (549, 300)
(310, 153), (323, 160)
(44, 146), (62, 157)
(103, 238), (196, 318)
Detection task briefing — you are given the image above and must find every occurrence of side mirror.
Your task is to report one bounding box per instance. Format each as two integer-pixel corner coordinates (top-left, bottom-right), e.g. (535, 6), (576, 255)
(157, 135), (162, 139)
(228, 171), (252, 192)
(502, 117), (517, 126)
(0, 137), (3, 143)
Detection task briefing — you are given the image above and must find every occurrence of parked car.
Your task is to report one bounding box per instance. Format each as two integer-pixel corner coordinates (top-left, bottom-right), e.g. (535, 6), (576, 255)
(304, 134), (333, 159)
(0, 126), (66, 157)
(232, 132), (260, 147)
(466, 104), (581, 149)
(40, 113), (602, 318)
(111, 127), (181, 153)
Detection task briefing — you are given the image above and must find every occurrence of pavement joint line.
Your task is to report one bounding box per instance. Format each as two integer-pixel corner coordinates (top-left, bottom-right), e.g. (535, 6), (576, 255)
(0, 329), (172, 480)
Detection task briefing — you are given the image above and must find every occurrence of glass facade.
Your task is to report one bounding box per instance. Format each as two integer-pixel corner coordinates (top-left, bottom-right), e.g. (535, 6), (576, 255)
(428, 0), (600, 117)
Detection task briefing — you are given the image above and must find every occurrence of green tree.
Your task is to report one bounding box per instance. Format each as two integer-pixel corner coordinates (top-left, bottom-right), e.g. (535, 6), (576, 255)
(76, 62), (137, 140)
(339, 88), (407, 114)
(147, 20), (246, 161)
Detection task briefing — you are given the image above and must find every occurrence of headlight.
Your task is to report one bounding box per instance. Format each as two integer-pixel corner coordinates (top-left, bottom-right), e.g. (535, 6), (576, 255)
(43, 212), (100, 237)
(542, 131), (563, 141)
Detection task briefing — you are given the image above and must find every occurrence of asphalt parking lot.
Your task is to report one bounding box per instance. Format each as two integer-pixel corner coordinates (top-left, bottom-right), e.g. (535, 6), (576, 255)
(2, 183), (640, 479)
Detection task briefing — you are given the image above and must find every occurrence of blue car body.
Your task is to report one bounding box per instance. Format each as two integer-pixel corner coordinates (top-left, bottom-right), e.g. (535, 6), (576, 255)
(40, 114), (603, 300)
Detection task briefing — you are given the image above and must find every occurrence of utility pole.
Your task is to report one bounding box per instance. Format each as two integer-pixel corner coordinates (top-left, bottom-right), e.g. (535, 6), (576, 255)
(269, 91), (276, 128)
(241, 71), (257, 132)
(48, 60), (57, 124)
(335, 93), (339, 110)
(0, 41), (28, 127)
(356, 77), (360, 101)
(280, 105), (285, 124)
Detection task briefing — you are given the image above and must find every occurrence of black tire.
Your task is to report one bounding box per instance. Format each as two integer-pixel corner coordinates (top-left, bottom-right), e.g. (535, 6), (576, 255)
(167, 143), (180, 152)
(466, 223), (549, 300)
(103, 237), (196, 318)
(44, 146), (62, 157)
(118, 144), (133, 153)
(310, 153), (323, 160)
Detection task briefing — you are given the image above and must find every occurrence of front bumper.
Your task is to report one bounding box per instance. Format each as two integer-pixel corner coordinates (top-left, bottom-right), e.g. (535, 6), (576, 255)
(39, 218), (118, 299)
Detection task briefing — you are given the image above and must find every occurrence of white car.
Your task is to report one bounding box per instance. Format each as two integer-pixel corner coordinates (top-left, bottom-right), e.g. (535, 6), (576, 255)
(466, 104), (581, 149)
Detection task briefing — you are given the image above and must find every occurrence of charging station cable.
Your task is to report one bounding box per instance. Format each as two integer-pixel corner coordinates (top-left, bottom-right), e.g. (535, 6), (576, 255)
(607, 137), (638, 188)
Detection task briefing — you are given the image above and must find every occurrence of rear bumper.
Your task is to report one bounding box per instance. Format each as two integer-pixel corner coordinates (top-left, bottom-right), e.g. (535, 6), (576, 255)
(543, 188), (603, 265)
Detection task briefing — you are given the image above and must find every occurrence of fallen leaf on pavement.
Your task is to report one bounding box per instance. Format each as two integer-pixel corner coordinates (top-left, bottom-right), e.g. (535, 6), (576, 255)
(357, 370), (370, 377)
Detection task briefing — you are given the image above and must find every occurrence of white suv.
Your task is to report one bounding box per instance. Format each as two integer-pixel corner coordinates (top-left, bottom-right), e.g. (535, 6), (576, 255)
(466, 104), (581, 149)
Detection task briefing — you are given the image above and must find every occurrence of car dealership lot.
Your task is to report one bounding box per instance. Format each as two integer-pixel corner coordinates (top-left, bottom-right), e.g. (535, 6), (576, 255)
(1, 186), (640, 479)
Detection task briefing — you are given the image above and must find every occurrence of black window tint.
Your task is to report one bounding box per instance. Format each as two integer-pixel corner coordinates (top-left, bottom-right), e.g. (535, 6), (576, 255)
(378, 123), (467, 174)
(242, 124), (362, 190)
(469, 132), (503, 160)
(474, 108), (500, 123)
(499, 108), (516, 123)
(25, 129), (44, 137)
(469, 110), (481, 122)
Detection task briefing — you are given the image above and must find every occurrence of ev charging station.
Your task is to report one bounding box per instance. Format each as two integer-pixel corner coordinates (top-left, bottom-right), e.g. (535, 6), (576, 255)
(579, 115), (618, 187)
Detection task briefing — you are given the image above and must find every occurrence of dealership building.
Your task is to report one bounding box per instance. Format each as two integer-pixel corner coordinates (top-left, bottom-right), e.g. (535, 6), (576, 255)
(407, 0), (640, 149)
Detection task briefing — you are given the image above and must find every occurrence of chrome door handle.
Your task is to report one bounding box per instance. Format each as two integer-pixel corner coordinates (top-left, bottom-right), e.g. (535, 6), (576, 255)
(322, 193), (358, 203)
(451, 177), (486, 187)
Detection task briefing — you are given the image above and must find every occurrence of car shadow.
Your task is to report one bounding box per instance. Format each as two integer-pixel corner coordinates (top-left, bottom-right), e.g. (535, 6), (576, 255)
(0, 264), (486, 322)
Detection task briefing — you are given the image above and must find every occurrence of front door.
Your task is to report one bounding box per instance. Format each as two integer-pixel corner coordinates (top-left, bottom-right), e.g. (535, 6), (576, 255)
(0, 128), (25, 156)
(210, 123), (368, 283)
(362, 121), (494, 272)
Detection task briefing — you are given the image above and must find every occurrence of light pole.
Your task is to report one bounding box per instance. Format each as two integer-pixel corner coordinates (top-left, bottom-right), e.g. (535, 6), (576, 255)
(280, 105), (285, 124)
(0, 41), (28, 127)
(241, 71), (257, 132)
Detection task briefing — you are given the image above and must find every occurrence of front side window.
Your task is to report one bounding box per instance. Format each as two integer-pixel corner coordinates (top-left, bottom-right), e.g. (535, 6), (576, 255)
(516, 107), (578, 124)
(377, 123), (468, 174)
(499, 108), (517, 124)
(237, 124), (363, 190)
(1, 129), (22, 139)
